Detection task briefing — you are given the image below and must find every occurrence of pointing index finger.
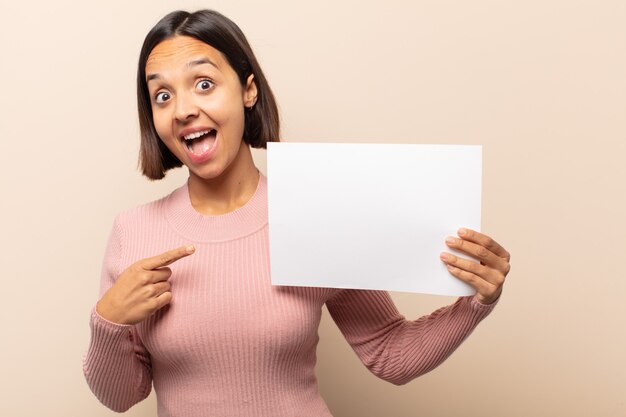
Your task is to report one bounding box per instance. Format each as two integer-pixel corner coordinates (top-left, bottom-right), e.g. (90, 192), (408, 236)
(141, 245), (196, 270)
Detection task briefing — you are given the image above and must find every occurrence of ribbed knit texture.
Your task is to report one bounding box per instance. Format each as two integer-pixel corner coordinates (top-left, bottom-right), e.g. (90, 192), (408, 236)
(83, 173), (497, 417)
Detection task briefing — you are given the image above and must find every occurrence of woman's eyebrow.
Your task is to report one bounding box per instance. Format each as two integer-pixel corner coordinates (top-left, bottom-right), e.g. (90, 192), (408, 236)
(147, 58), (220, 83)
(188, 57), (219, 70)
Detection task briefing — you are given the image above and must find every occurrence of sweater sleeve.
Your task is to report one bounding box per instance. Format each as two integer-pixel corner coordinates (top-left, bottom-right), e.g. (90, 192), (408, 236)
(82, 215), (153, 412)
(325, 289), (497, 385)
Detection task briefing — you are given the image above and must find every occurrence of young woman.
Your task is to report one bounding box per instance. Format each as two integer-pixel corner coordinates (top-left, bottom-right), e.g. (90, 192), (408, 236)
(83, 9), (511, 417)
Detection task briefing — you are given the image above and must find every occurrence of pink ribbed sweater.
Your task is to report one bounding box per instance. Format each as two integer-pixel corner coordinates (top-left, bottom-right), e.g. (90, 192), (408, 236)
(83, 172), (496, 417)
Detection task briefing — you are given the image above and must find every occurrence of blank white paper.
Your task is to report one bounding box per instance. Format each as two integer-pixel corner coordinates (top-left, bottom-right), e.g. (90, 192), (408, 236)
(267, 142), (481, 296)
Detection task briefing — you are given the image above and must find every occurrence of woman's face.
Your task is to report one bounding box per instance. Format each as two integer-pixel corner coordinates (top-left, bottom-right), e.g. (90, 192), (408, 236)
(145, 35), (257, 180)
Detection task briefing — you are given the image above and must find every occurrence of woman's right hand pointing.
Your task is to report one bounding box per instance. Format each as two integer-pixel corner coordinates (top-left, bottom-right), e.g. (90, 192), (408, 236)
(96, 245), (196, 325)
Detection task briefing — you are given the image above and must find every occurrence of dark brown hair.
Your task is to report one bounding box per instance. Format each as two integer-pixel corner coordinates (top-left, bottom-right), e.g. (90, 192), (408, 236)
(137, 10), (280, 180)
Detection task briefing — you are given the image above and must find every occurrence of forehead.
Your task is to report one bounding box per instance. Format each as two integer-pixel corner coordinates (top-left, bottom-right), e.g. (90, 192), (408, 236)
(146, 35), (228, 75)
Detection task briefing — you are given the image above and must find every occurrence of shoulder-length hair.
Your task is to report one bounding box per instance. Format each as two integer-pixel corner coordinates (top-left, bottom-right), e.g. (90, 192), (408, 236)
(137, 9), (280, 180)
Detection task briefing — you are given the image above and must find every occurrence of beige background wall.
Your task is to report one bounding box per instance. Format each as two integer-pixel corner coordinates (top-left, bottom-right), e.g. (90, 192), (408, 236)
(1, 0), (624, 415)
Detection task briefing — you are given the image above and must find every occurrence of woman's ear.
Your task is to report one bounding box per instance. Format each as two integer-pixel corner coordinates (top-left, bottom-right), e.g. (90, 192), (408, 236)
(244, 74), (258, 108)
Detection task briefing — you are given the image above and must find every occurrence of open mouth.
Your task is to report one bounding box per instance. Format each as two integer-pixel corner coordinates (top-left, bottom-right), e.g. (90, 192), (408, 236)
(182, 129), (217, 156)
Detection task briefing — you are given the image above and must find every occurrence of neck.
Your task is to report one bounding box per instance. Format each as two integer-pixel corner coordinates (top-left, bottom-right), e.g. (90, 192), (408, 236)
(187, 143), (260, 216)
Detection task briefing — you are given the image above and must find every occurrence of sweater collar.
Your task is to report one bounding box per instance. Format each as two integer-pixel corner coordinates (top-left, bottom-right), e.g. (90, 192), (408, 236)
(164, 172), (268, 243)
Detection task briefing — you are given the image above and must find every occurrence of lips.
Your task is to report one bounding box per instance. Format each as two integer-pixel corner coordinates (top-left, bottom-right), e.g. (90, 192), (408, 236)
(179, 127), (218, 163)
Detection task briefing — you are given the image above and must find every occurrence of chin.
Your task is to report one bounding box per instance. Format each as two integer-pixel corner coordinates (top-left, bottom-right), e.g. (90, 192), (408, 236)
(188, 164), (228, 180)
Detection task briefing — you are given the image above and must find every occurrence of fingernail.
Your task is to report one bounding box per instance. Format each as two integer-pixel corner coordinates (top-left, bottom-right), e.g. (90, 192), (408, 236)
(458, 228), (467, 236)
(446, 237), (456, 244)
(440, 252), (450, 261)
(186, 245), (195, 253)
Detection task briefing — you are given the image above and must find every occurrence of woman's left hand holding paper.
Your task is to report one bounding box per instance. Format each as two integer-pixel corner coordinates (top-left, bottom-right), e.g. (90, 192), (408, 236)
(439, 228), (511, 305)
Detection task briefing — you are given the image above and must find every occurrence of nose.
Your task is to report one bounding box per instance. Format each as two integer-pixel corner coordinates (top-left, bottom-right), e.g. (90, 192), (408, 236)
(174, 92), (199, 122)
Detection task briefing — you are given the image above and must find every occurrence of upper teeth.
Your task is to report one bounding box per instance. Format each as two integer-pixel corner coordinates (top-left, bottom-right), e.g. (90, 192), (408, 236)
(183, 129), (214, 141)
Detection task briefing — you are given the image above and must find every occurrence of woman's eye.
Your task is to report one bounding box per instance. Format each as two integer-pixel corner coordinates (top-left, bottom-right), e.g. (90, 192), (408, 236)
(155, 92), (170, 104)
(196, 79), (214, 91)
